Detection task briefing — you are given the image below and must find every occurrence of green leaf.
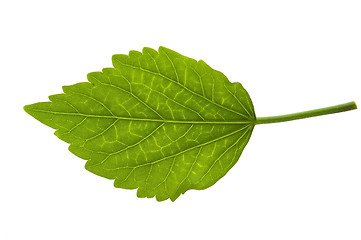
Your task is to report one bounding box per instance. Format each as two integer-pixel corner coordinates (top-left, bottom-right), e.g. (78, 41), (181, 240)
(24, 46), (256, 201)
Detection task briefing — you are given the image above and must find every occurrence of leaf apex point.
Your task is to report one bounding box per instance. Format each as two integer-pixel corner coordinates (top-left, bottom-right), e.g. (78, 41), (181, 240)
(23, 104), (31, 113)
(23, 103), (38, 113)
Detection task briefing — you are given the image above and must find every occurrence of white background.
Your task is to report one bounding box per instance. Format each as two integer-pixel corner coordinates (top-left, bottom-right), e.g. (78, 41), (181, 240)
(1, 1), (360, 239)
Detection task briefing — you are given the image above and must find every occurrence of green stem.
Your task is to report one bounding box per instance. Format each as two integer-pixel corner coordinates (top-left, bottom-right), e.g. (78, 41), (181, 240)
(256, 101), (357, 125)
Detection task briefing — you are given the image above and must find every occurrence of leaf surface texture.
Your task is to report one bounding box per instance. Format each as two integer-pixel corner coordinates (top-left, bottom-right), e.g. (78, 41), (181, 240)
(24, 47), (256, 201)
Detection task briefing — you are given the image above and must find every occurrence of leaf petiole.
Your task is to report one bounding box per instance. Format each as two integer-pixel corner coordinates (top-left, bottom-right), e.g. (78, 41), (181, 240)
(256, 101), (357, 125)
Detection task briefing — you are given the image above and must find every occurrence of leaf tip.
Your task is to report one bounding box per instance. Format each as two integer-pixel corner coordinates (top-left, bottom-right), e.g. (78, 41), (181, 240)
(23, 104), (30, 113)
(23, 103), (38, 116)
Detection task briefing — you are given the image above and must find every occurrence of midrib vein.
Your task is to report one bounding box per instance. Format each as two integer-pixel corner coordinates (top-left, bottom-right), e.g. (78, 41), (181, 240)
(29, 109), (252, 125)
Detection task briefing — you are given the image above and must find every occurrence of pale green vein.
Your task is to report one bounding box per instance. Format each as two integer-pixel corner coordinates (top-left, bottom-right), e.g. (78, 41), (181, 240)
(162, 125), (193, 148)
(162, 50), (180, 83)
(114, 60), (251, 119)
(144, 51), (161, 73)
(209, 73), (215, 102)
(92, 122), (165, 166)
(66, 116), (88, 133)
(98, 80), (165, 119)
(154, 156), (176, 193)
(66, 88), (115, 116)
(107, 125), (249, 170)
(224, 83), (252, 118)
(84, 119), (120, 143)
(227, 127), (253, 169)
(115, 72), (165, 120)
(138, 83), (206, 120)
(54, 97), (81, 113)
(198, 126), (250, 183)
(173, 146), (203, 196)
(145, 165), (153, 186)
(188, 64), (206, 97)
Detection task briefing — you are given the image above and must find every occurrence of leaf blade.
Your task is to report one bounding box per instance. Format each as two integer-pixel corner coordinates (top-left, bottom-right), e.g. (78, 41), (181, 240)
(24, 46), (256, 201)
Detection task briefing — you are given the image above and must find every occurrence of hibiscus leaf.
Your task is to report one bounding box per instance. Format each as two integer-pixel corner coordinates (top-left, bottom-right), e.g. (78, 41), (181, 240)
(24, 47), (255, 201)
(24, 46), (356, 201)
